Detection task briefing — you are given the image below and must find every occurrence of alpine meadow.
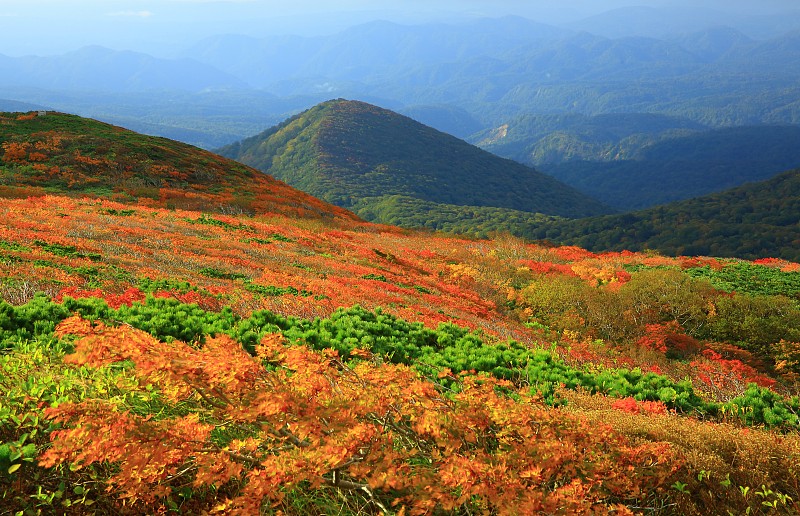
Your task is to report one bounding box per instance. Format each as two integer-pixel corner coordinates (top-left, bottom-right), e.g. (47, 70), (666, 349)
(2, 1), (800, 515)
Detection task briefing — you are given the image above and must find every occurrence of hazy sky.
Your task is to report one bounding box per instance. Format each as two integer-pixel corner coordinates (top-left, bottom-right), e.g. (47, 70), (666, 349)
(0, 0), (797, 56)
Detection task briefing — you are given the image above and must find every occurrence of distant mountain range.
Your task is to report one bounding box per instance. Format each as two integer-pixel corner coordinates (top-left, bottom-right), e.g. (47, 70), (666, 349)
(0, 46), (245, 93)
(567, 5), (800, 40)
(0, 99), (49, 112)
(1, 13), (800, 151)
(182, 17), (570, 90)
(218, 99), (611, 219)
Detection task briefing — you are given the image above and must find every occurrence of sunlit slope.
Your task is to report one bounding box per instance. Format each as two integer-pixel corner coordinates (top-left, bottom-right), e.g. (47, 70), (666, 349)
(0, 111), (358, 221)
(2, 190), (800, 515)
(2, 108), (800, 515)
(347, 169), (800, 262)
(219, 99), (613, 218)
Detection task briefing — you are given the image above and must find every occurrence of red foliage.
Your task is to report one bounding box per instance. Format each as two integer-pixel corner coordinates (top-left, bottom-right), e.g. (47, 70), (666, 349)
(615, 270), (632, 283)
(636, 323), (676, 354)
(611, 397), (668, 415)
(635, 322), (701, 358)
(549, 246), (597, 262)
(679, 257), (725, 270)
(691, 349), (776, 390)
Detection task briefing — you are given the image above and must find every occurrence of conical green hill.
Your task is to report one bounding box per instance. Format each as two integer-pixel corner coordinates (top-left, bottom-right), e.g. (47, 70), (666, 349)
(219, 99), (613, 218)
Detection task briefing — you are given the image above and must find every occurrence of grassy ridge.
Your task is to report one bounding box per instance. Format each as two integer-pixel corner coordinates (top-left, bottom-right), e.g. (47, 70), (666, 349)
(0, 111), (357, 220)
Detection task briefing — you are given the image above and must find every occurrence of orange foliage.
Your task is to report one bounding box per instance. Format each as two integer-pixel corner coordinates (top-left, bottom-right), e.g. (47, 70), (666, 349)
(2, 141), (30, 163)
(41, 318), (680, 514)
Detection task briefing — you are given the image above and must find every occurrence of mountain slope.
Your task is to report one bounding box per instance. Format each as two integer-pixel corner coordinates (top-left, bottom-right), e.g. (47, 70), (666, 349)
(533, 169), (800, 260)
(471, 112), (706, 165)
(0, 46), (246, 92)
(353, 168), (800, 262)
(540, 125), (800, 210)
(669, 26), (755, 62)
(218, 99), (612, 219)
(184, 17), (569, 88)
(2, 103), (800, 516)
(473, 116), (800, 211)
(0, 111), (357, 221)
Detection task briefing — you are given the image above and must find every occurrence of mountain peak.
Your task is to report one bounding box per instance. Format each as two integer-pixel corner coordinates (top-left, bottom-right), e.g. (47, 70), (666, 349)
(219, 99), (612, 219)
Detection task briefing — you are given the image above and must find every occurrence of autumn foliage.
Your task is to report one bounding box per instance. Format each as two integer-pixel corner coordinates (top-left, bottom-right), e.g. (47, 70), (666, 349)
(2, 112), (800, 515)
(37, 316), (677, 514)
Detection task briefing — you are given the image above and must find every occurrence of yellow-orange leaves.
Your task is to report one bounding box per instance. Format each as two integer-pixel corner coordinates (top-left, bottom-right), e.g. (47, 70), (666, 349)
(2, 141), (30, 163)
(43, 317), (679, 514)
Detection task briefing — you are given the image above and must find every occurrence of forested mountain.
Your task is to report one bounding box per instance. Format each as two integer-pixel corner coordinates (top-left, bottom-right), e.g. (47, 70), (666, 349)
(471, 112), (706, 165)
(669, 26), (755, 62)
(532, 169), (800, 261)
(474, 118), (800, 210)
(214, 100), (800, 261)
(219, 99), (612, 218)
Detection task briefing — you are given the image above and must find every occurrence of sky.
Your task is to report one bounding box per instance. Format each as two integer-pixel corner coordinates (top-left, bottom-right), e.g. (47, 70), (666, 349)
(0, 0), (798, 56)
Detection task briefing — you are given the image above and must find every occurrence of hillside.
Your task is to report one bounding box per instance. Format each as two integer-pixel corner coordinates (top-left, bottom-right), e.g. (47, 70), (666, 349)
(475, 121), (800, 210)
(471, 112), (705, 165)
(219, 99), (612, 219)
(533, 169), (800, 260)
(2, 115), (800, 515)
(0, 110), (357, 221)
(352, 168), (800, 263)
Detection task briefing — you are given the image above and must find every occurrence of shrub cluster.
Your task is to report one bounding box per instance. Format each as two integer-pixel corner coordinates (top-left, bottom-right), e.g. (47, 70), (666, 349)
(1, 295), (799, 430)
